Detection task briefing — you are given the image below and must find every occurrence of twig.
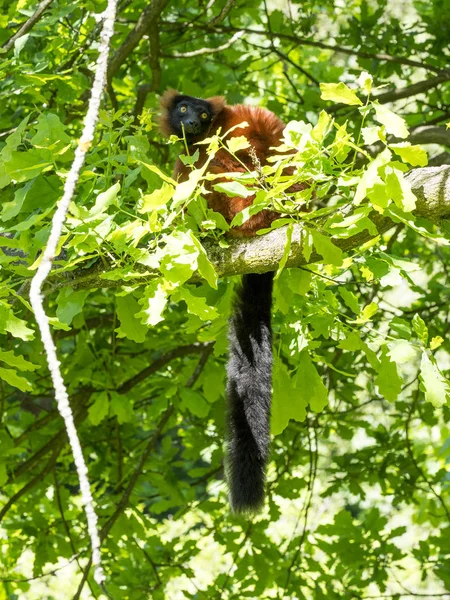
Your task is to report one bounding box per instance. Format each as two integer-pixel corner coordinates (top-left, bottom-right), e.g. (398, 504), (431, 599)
(72, 405), (174, 599)
(163, 30), (244, 58)
(28, 1), (117, 586)
(206, 25), (446, 75)
(209, 0), (236, 26)
(2, 0), (54, 53)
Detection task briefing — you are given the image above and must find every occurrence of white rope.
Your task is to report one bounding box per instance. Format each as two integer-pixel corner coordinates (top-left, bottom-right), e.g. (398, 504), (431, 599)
(29, 0), (117, 586)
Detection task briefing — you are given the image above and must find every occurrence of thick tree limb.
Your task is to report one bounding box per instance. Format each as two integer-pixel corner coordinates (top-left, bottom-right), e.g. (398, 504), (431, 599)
(371, 73), (450, 105)
(363, 126), (450, 162)
(205, 166), (450, 276)
(47, 166), (450, 293)
(108, 0), (169, 82)
(330, 74), (450, 114)
(409, 126), (450, 147)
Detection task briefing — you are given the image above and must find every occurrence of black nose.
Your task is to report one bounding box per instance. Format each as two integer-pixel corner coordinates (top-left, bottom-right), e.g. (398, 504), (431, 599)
(184, 120), (200, 134)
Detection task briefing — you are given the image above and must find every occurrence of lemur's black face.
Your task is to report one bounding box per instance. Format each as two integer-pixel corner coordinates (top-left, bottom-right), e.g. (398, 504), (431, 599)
(169, 95), (212, 138)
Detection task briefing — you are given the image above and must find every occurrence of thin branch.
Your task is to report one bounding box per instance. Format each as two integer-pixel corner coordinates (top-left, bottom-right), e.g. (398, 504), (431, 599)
(209, 0), (236, 26)
(206, 25), (446, 74)
(118, 343), (210, 393)
(28, 2), (117, 586)
(271, 47), (320, 87)
(163, 30), (244, 58)
(0, 448), (59, 523)
(2, 0), (54, 53)
(185, 344), (214, 387)
(132, 15), (164, 119)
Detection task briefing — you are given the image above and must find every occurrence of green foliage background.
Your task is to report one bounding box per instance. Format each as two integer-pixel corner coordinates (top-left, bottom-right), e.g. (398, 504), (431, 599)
(1, 0), (450, 598)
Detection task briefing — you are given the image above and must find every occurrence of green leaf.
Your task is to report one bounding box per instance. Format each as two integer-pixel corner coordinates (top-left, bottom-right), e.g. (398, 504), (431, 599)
(271, 358), (305, 435)
(202, 364), (224, 403)
(137, 160), (177, 186)
(213, 180), (253, 198)
(375, 348), (402, 402)
(160, 230), (199, 286)
(320, 82), (363, 106)
(0, 463), (6, 487)
(0, 366), (31, 392)
(374, 103), (409, 139)
(311, 231), (343, 266)
(275, 223), (292, 280)
(189, 232), (218, 289)
(116, 295), (147, 343)
(295, 351), (329, 412)
(0, 351), (39, 371)
(14, 33), (30, 56)
(385, 167), (416, 212)
(4, 149), (53, 182)
(338, 331), (362, 351)
(302, 230), (313, 262)
(1, 180), (33, 222)
(412, 313), (428, 345)
(339, 288), (359, 314)
(357, 302), (378, 323)
(89, 182), (120, 217)
(353, 148), (392, 206)
(138, 183), (174, 213)
(88, 391), (110, 425)
(137, 281), (168, 327)
(311, 110), (332, 142)
(419, 351), (450, 407)
(175, 286), (218, 321)
(180, 387), (210, 418)
(31, 113), (71, 151)
(56, 288), (90, 325)
(390, 143), (428, 167)
(388, 340), (417, 364)
(110, 392), (132, 423)
(0, 304), (34, 340)
(430, 336), (444, 350)
(226, 136), (251, 153)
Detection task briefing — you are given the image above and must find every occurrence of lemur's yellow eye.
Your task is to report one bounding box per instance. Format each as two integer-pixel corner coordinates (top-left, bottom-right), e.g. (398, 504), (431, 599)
(201, 112), (208, 119)
(180, 105), (187, 113)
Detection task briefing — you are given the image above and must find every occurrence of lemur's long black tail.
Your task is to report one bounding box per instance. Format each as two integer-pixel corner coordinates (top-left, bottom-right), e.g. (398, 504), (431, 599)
(226, 271), (274, 513)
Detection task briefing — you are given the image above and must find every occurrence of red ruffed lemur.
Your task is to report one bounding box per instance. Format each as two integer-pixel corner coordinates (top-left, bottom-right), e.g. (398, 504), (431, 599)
(160, 90), (301, 513)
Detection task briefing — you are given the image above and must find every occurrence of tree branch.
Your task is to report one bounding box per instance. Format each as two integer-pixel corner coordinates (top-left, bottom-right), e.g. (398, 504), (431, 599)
(108, 0), (169, 82)
(372, 73), (450, 105)
(209, 0), (236, 26)
(204, 25), (446, 74)
(2, 0), (54, 53)
(47, 166), (450, 293)
(163, 31), (244, 58)
(364, 126), (450, 161)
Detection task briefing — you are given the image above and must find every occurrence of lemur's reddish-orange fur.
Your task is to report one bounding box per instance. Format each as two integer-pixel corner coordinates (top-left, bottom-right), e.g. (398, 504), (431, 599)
(160, 90), (304, 236)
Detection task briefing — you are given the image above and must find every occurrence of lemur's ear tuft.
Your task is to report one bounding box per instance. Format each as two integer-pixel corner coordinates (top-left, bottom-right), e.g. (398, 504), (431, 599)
(159, 89), (181, 137)
(206, 96), (227, 119)
(160, 88), (181, 109)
